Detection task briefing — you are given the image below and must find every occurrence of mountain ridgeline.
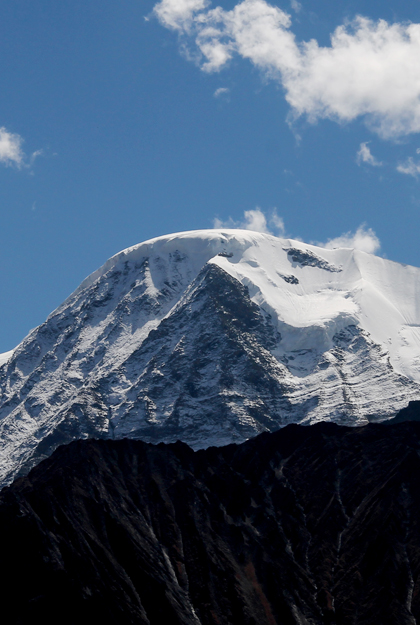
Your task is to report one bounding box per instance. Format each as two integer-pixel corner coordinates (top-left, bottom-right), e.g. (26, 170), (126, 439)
(1, 229), (420, 486)
(2, 418), (420, 624)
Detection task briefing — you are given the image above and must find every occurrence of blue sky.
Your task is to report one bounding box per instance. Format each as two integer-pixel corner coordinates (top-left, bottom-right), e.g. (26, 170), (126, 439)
(2, 0), (420, 352)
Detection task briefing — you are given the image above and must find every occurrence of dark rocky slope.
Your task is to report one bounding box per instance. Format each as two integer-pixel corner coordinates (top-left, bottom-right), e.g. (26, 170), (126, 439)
(2, 421), (420, 624)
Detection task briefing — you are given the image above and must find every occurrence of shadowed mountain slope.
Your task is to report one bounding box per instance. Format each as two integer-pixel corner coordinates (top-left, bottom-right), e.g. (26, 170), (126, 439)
(2, 420), (420, 624)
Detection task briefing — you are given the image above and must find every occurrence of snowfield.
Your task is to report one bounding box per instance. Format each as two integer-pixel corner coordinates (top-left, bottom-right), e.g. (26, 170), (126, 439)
(0, 351), (14, 368)
(1, 229), (420, 486)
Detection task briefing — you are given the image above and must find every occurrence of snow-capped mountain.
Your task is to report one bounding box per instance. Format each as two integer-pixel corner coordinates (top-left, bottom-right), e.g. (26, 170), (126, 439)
(1, 229), (420, 486)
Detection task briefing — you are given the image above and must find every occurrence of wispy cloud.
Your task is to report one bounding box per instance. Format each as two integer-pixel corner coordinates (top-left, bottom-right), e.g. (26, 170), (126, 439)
(317, 224), (381, 254)
(397, 155), (420, 177)
(290, 0), (301, 13)
(356, 142), (383, 167)
(0, 127), (25, 168)
(29, 149), (43, 166)
(214, 87), (230, 98)
(154, 0), (420, 139)
(214, 207), (285, 235)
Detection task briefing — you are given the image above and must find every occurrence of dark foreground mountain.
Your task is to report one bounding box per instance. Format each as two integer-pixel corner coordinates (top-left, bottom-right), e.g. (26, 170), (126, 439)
(2, 420), (420, 624)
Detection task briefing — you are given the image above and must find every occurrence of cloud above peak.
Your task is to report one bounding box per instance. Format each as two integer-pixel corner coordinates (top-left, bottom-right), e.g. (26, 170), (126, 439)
(213, 209), (380, 254)
(214, 207), (285, 235)
(317, 224), (381, 254)
(154, 0), (420, 139)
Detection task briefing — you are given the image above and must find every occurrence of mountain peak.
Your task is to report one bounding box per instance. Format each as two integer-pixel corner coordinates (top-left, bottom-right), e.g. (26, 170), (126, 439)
(1, 229), (420, 486)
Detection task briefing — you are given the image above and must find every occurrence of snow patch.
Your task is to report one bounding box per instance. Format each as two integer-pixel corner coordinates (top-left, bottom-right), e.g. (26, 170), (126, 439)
(0, 350), (14, 367)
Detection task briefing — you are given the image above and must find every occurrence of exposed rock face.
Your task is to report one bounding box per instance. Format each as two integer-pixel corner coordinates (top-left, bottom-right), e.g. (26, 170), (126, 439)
(2, 421), (420, 624)
(285, 247), (342, 272)
(2, 230), (420, 487)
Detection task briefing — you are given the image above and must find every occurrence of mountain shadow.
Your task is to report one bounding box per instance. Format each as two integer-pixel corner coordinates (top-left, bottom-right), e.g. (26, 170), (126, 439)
(2, 419), (420, 624)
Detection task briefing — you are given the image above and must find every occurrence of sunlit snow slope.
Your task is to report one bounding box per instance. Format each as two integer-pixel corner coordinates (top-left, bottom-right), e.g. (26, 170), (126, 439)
(1, 229), (420, 486)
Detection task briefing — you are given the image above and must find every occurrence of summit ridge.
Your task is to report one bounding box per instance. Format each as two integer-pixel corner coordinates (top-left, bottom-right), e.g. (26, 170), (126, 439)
(1, 229), (420, 486)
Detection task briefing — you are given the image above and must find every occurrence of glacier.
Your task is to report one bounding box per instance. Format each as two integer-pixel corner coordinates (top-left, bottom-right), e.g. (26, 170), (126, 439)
(1, 229), (420, 486)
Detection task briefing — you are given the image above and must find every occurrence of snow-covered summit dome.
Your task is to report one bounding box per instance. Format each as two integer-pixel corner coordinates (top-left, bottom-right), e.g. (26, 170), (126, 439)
(1, 228), (420, 487)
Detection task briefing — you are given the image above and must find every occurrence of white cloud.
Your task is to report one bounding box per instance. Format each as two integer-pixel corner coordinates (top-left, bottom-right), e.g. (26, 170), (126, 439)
(214, 211), (381, 254)
(243, 208), (271, 232)
(290, 0), (301, 13)
(154, 0), (420, 138)
(397, 157), (420, 177)
(0, 127), (25, 168)
(356, 142), (383, 166)
(318, 224), (381, 254)
(154, 0), (210, 30)
(0, 128), (42, 171)
(214, 86), (230, 98)
(214, 207), (285, 236)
